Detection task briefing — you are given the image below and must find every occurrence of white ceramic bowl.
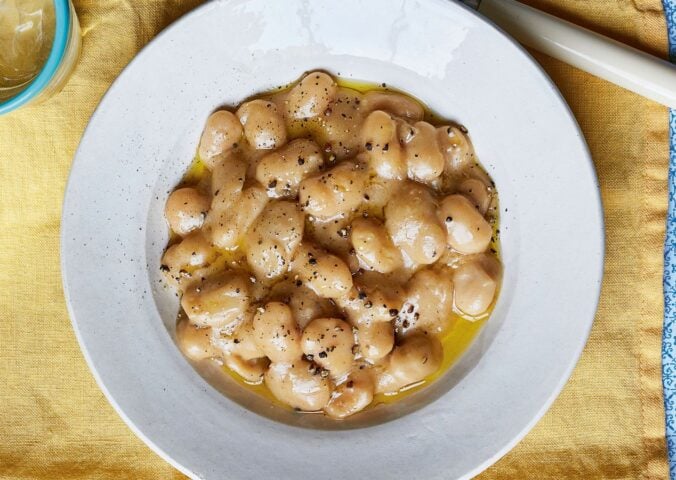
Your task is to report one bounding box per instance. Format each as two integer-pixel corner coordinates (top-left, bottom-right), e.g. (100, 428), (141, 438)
(61, 0), (604, 478)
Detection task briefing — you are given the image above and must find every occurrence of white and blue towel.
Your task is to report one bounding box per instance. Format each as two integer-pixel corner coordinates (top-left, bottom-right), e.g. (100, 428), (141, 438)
(662, 0), (676, 477)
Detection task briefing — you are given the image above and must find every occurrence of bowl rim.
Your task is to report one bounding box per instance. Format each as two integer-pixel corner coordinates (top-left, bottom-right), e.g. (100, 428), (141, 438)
(60, 0), (605, 478)
(0, 0), (71, 115)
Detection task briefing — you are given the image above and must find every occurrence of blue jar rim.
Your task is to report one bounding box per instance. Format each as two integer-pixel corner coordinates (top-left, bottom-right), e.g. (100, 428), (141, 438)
(0, 0), (71, 116)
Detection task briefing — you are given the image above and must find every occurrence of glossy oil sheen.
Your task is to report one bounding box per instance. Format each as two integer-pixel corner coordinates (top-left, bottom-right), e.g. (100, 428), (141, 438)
(172, 76), (501, 412)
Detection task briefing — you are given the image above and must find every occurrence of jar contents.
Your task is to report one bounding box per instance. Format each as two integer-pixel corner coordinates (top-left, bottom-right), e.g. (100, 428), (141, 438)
(0, 0), (56, 102)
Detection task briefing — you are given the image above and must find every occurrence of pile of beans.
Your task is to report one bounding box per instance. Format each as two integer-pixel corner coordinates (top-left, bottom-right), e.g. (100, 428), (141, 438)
(162, 72), (502, 418)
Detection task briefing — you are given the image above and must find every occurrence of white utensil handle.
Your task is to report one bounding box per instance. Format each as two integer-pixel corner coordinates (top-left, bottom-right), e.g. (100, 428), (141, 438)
(478, 0), (676, 109)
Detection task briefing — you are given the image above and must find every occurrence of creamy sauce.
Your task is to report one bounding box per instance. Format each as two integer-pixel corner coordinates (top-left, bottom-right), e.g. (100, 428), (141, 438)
(0, 0), (56, 101)
(164, 72), (502, 418)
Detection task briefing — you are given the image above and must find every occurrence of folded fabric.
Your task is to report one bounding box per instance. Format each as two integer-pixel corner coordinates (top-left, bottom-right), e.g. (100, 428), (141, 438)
(0, 1), (670, 478)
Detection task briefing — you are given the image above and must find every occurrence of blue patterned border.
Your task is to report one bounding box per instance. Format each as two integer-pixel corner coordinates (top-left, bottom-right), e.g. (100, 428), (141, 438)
(663, 0), (676, 477)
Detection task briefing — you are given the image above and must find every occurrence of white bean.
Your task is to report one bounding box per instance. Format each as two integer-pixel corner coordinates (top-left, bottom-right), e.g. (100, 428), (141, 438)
(207, 185), (268, 250)
(299, 161), (367, 219)
(165, 187), (210, 236)
(375, 334), (442, 394)
(302, 317), (354, 378)
(236, 99), (287, 150)
(292, 243), (353, 298)
(399, 268), (454, 335)
(453, 258), (499, 317)
(385, 182), (446, 265)
(356, 320), (394, 362)
(245, 201), (304, 280)
(255, 139), (324, 198)
(161, 230), (217, 290)
(336, 274), (403, 325)
(211, 314), (266, 360)
(252, 302), (302, 362)
(316, 88), (363, 159)
(324, 369), (374, 419)
(269, 278), (339, 329)
(350, 217), (402, 273)
(198, 110), (243, 166)
(286, 71), (338, 119)
(361, 174), (402, 217)
(306, 214), (355, 271)
(361, 91), (424, 121)
(401, 121), (444, 182)
(223, 355), (269, 383)
(264, 360), (331, 411)
(181, 271), (251, 332)
(210, 150), (247, 208)
(438, 194), (492, 254)
(175, 320), (217, 361)
(361, 110), (406, 180)
(458, 178), (492, 215)
(437, 125), (474, 173)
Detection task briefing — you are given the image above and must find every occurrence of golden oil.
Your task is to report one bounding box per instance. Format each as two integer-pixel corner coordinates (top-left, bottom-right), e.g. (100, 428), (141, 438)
(173, 75), (501, 415)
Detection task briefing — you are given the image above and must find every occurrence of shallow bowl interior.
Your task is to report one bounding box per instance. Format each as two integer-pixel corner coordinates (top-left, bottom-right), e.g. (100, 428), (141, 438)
(61, 0), (603, 478)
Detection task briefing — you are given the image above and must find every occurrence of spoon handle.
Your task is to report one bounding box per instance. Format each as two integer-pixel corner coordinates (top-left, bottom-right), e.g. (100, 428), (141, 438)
(477, 0), (676, 109)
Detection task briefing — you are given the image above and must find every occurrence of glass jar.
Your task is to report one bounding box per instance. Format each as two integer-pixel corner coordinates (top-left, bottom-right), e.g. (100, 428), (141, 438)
(0, 0), (81, 115)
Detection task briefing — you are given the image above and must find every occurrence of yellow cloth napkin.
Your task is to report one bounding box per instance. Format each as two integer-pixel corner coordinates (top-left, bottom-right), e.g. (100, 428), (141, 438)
(0, 1), (669, 478)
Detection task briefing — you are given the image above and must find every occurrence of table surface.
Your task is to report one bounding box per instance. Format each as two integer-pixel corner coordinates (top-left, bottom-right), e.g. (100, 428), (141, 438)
(0, 0), (672, 478)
